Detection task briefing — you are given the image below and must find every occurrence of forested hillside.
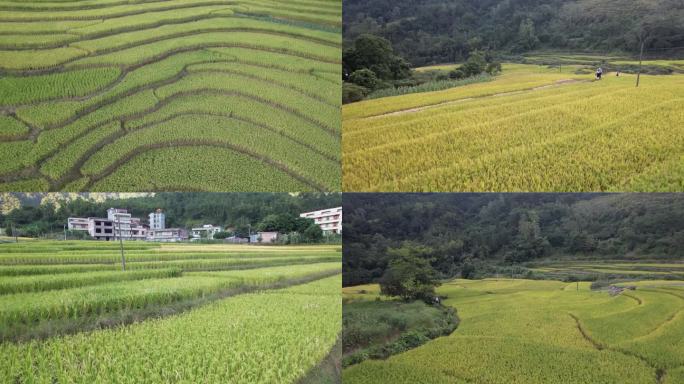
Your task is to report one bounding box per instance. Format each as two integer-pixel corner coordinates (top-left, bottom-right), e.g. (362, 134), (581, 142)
(343, 0), (684, 66)
(343, 194), (684, 285)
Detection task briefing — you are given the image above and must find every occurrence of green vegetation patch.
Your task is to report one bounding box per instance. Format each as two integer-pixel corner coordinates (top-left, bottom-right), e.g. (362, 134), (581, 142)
(343, 300), (458, 367)
(0, 275), (341, 382)
(0, 67), (121, 106)
(89, 146), (315, 192)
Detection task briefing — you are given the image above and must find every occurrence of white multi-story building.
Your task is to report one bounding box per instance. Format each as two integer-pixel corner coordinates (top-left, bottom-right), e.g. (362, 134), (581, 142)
(191, 224), (223, 239)
(107, 208), (147, 240)
(68, 208), (146, 241)
(68, 217), (115, 241)
(88, 218), (115, 240)
(300, 207), (342, 235)
(149, 209), (165, 230)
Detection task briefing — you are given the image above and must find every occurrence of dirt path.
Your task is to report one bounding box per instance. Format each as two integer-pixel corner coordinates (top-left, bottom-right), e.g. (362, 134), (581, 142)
(368, 79), (588, 119)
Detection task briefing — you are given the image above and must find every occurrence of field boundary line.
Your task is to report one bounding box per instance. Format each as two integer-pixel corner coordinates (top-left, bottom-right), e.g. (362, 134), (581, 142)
(343, 82), (622, 140)
(361, 79), (589, 120)
(570, 311), (672, 384)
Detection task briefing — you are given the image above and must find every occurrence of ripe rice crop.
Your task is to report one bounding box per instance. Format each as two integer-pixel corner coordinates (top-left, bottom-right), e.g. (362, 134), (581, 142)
(0, 254), (340, 275)
(343, 64), (684, 192)
(0, 275), (341, 383)
(0, 268), (181, 294)
(0, 260), (340, 335)
(0, 247), (339, 265)
(343, 277), (684, 383)
(0, 0), (341, 192)
(528, 261), (684, 280)
(0, 241), (341, 326)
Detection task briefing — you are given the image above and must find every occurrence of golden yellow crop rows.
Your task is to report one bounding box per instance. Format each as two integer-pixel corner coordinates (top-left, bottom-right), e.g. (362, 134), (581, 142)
(343, 66), (684, 191)
(343, 278), (684, 384)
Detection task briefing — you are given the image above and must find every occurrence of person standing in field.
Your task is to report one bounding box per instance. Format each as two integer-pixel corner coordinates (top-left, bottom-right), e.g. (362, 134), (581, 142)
(596, 66), (603, 80)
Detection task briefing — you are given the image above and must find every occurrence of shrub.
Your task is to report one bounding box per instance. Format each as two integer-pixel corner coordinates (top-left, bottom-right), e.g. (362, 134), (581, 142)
(449, 68), (466, 79)
(343, 82), (368, 104)
(349, 69), (379, 90)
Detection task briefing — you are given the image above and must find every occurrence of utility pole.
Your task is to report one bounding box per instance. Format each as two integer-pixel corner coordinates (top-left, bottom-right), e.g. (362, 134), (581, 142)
(12, 223), (17, 243)
(63, 224), (67, 241)
(636, 38), (645, 87)
(117, 214), (126, 271)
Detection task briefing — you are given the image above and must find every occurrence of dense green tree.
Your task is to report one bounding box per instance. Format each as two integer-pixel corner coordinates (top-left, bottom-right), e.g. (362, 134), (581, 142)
(460, 51), (488, 77)
(349, 69), (379, 89)
(379, 243), (440, 303)
(343, 34), (411, 81)
(517, 19), (539, 51)
(303, 224), (324, 243)
(506, 211), (550, 262)
(293, 217), (314, 233)
(256, 214), (281, 232)
(212, 231), (230, 240)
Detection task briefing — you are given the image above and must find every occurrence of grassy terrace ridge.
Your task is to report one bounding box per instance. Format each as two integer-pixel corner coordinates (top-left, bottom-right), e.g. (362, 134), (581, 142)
(0, 1), (341, 192)
(0, 274), (341, 383)
(343, 277), (684, 384)
(342, 63), (684, 192)
(524, 260), (684, 282)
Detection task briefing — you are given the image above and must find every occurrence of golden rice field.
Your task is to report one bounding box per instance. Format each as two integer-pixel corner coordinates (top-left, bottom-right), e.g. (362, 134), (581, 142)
(343, 278), (684, 384)
(0, 0), (341, 192)
(529, 260), (684, 279)
(342, 64), (684, 192)
(0, 240), (342, 383)
(522, 53), (684, 72)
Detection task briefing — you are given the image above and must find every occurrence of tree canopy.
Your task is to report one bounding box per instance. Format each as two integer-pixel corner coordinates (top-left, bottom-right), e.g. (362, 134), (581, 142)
(343, 194), (684, 286)
(343, 0), (684, 66)
(379, 243), (441, 302)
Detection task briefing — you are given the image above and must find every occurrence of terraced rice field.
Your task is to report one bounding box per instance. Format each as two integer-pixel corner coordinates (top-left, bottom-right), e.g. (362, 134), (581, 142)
(522, 53), (684, 72)
(0, 0), (341, 192)
(343, 278), (684, 384)
(0, 240), (341, 382)
(529, 261), (684, 279)
(342, 64), (684, 192)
